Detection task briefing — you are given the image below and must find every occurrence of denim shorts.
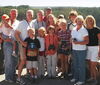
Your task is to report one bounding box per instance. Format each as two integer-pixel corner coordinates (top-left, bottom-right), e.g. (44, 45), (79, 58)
(58, 48), (70, 55)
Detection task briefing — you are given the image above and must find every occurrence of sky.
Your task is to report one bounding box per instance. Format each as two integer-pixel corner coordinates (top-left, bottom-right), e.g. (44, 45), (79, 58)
(0, 0), (100, 7)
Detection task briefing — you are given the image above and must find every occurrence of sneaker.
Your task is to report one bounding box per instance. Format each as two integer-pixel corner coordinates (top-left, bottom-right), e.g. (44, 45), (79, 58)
(87, 77), (94, 82)
(12, 53), (17, 57)
(16, 78), (26, 85)
(34, 75), (38, 79)
(68, 73), (72, 76)
(70, 78), (76, 83)
(24, 73), (31, 78)
(74, 81), (84, 85)
(5, 79), (14, 83)
(91, 79), (98, 85)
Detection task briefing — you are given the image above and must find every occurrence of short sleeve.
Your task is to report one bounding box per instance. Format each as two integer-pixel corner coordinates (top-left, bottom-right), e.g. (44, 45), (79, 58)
(36, 39), (40, 48)
(81, 28), (88, 37)
(16, 21), (23, 32)
(24, 38), (28, 42)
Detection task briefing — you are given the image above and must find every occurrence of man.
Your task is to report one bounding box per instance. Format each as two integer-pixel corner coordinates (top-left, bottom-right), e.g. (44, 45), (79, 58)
(33, 10), (46, 36)
(9, 9), (20, 81)
(43, 7), (52, 23)
(15, 9), (34, 84)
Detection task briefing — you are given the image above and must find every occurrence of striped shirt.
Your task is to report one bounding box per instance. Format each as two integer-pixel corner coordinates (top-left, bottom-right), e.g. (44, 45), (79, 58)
(58, 29), (71, 49)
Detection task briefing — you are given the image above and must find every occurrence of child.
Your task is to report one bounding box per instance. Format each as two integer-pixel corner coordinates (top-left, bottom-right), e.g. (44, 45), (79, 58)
(37, 27), (46, 78)
(57, 19), (71, 77)
(45, 25), (58, 78)
(0, 14), (16, 57)
(24, 28), (40, 79)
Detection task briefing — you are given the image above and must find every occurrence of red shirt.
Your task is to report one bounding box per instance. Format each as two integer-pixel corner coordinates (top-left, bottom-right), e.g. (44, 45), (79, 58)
(45, 34), (58, 55)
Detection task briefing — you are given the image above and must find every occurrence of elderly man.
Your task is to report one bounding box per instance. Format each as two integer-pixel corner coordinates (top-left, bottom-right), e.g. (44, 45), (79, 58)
(15, 9), (34, 84)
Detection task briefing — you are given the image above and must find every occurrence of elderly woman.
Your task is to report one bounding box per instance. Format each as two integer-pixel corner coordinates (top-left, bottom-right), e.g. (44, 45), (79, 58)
(70, 15), (89, 85)
(85, 15), (100, 84)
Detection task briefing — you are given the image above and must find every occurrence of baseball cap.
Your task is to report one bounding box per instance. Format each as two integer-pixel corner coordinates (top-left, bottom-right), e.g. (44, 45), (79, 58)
(2, 14), (9, 20)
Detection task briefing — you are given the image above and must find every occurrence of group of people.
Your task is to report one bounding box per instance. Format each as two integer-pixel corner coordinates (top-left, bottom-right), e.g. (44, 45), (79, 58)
(0, 8), (100, 85)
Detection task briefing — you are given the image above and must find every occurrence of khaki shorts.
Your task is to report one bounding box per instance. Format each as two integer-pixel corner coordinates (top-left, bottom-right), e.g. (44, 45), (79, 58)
(26, 61), (38, 69)
(18, 43), (26, 60)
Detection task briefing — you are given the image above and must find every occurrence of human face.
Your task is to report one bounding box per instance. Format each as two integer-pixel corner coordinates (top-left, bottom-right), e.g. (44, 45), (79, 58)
(10, 10), (18, 20)
(86, 18), (94, 27)
(28, 29), (35, 38)
(38, 30), (45, 37)
(70, 15), (77, 22)
(48, 15), (54, 25)
(76, 18), (83, 27)
(26, 11), (33, 21)
(37, 11), (44, 21)
(60, 22), (66, 30)
(48, 29), (55, 35)
(45, 10), (52, 16)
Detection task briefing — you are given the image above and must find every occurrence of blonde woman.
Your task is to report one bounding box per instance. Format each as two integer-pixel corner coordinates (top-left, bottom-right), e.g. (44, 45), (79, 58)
(85, 15), (100, 84)
(46, 14), (57, 32)
(71, 15), (89, 85)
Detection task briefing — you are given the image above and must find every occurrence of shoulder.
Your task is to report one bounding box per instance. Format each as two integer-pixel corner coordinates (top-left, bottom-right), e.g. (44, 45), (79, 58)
(94, 26), (100, 30)
(24, 37), (30, 41)
(18, 20), (26, 26)
(35, 38), (39, 41)
(81, 27), (87, 31)
(15, 20), (20, 23)
(33, 19), (37, 23)
(81, 27), (88, 36)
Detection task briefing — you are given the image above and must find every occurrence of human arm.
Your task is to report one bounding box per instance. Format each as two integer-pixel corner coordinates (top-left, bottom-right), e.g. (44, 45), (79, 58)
(73, 35), (89, 45)
(98, 33), (100, 57)
(15, 30), (27, 47)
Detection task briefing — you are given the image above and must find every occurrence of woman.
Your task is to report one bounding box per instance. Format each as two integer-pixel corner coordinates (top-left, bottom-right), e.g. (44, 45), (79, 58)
(71, 15), (89, 85)
(85, 15), (100, 84)
(46, 14), (57, 32)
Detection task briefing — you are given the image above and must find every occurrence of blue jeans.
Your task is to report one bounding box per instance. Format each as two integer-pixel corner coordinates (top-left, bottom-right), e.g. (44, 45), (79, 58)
(72, 50), (87, 82)
(3, 42), (17, 81)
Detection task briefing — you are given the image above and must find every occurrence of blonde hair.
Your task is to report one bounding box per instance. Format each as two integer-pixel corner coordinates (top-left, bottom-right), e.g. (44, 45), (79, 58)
(37, 10), (44, 16)
(68, 10), (78, 19)
(38, 27), (46, 34)
(75, 15), (84, 24)
(48, 14), (57, 25)
(28, 28), (35, 33)
(10, 9), (18, 17)
(85, 15), (96, 27)
(26, 10), (34, 17)
(59, 18), (67, 25)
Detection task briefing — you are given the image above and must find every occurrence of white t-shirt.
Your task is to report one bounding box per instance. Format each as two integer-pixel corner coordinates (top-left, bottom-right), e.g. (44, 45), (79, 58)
(12, 20), (19, 30)
(37, 36), (45, 51)
(16, 20), (34, 41)
(0, 24), (13, 36)
(0, 20), (19, 40)
(71, 26), (88, 50)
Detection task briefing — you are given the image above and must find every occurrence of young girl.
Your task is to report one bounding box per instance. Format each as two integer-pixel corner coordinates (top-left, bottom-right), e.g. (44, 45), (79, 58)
(37, 27), (46, 78)
(45, 25), (58, 78)
(0, 14), (16, 57)
(24, 28), (40, 79)
(58, 19), (71, 77)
